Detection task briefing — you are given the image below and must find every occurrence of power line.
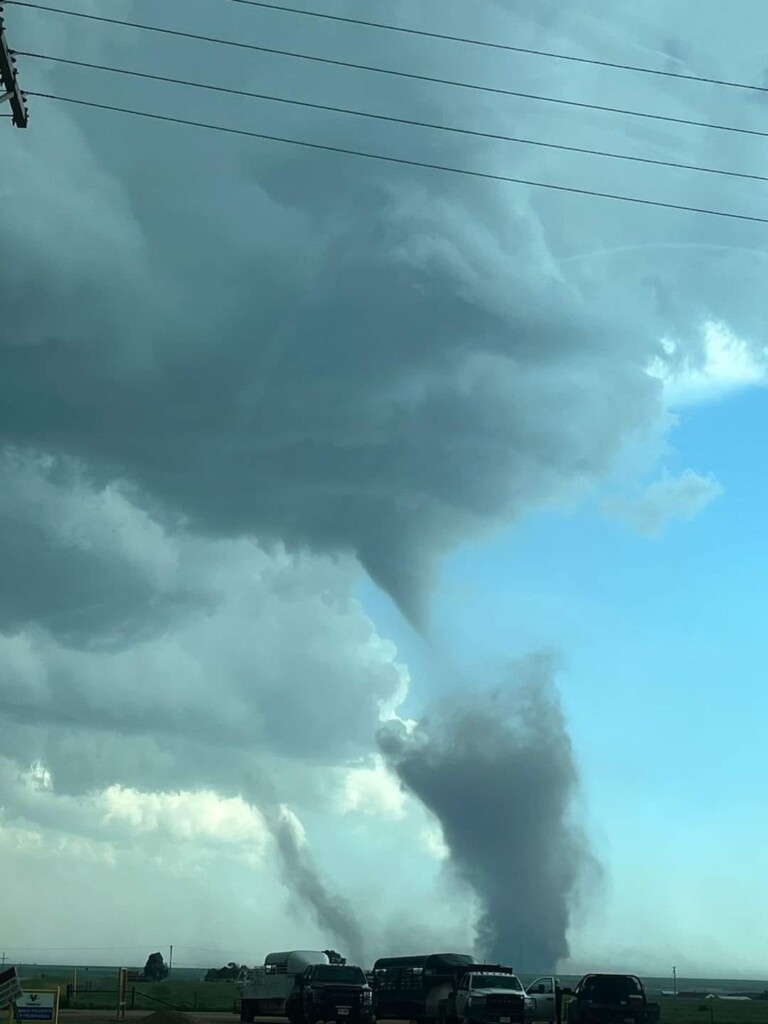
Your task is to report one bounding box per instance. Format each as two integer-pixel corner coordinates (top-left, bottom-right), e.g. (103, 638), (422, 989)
(10, 2), (768, 142)
(173, 946), (254, 954)
(27, 91), (768, 225)
(2, 943), (250, 955)
(218, 0), (768, 97)
(19, 50), (768, 186)
(1, 945), (167, 951)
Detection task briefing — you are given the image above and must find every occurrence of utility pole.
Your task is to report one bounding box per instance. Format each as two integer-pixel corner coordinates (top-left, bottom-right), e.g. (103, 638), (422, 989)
(0, 2), (29, 127)
(672, 967), (677, 996)
(168, 946), (173, 980)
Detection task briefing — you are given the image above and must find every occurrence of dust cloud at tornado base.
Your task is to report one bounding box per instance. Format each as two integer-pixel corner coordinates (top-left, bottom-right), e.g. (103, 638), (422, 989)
(381, 656), (598, 970)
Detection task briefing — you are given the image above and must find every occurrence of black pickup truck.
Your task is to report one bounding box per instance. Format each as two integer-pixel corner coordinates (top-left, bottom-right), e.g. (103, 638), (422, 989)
(286, 963), (373, 1024)
(567, 975), (660, 1024)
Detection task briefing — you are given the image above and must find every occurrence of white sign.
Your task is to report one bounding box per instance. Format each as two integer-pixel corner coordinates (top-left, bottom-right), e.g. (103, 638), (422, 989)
(15, 991), (57, 1022)
(0, 968), (22, 1011)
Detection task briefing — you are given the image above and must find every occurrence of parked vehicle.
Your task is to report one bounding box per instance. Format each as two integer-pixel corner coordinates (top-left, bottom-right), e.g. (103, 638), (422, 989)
(372, 953), (476, 1023)
(286, 963), (372, 1024)
(525, 976), (562, 1024)
(449, 965), (532, 1024)
(240, 951), (330, 1022)
(567, 975), (660, 1024)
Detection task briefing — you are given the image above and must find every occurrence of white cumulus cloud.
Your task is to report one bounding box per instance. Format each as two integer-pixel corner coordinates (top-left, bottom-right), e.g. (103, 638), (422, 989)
(420, 824), (450, 862)
(649, 321), (768, 408)
(102, 786), (270, 849)
(339, 756), (406, 820)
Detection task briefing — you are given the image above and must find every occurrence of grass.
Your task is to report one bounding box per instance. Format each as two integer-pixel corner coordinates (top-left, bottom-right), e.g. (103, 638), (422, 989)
(20, 976), (241, 1014)
(658, 998), (768, 1024)
(558, 999), (768, 1024)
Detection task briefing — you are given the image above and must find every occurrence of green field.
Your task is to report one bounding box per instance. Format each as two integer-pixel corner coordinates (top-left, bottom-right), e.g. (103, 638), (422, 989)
(20, 976), (241, 1014)
(657, 998), (768, 1024)
(560, 998), (768, 1024)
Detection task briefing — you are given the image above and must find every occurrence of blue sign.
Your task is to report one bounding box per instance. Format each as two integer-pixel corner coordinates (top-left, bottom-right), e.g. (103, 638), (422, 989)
(15, 991), (57, 1023)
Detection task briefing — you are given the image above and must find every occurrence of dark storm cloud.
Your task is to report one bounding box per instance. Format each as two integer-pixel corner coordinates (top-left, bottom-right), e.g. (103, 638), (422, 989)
(0, 171), (659, 626)
(0, 452), (198, 648)
(380, 655), (595, 971)
(0, 0), (677, 626)
(0, 497), (405, 768)
(7, 0), (765, 634)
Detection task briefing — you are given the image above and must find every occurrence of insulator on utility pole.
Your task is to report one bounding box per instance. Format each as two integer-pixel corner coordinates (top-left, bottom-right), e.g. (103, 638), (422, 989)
(0, 3), (28, 128)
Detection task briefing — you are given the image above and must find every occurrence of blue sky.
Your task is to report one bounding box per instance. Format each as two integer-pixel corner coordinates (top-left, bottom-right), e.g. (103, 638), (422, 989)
(361, 378), (768, 974)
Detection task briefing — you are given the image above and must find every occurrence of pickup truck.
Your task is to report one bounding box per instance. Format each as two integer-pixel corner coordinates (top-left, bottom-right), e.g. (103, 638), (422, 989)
(567, 975), (660, 1024)
(449, 966), (533, 1024)
(286, 962), (373, 1024)
(525, 976), (562, 1024)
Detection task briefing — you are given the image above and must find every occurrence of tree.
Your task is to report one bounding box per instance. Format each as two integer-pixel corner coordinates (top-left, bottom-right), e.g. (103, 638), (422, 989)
(205, 963), (243, 982)
(143, 952), (169, 982)
(323, 950), (346, 966)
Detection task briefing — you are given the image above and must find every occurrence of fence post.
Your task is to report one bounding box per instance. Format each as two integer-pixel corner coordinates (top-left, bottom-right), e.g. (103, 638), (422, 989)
(116, 969), (127, 1021)
(131, 988), (136, 1010)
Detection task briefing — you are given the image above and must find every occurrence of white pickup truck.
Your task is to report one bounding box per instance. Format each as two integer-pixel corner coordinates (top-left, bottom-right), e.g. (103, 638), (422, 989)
(525, 977), (563, 1024)
(449, 967), (534, 1024)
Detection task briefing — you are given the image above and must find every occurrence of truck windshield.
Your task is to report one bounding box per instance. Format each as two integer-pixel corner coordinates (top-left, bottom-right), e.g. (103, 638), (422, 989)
(583, 978), (642, 1001)
(471, 976), (523, 991)
(313, 967), (367, 985)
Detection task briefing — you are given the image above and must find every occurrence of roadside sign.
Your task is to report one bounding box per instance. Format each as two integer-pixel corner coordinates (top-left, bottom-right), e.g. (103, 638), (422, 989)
(13, 989), (59, 1024)
(0, 970), (22, 1011)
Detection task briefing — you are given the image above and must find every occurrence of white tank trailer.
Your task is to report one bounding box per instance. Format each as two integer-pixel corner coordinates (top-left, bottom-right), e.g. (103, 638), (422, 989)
(241, 951), (331, 1022)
